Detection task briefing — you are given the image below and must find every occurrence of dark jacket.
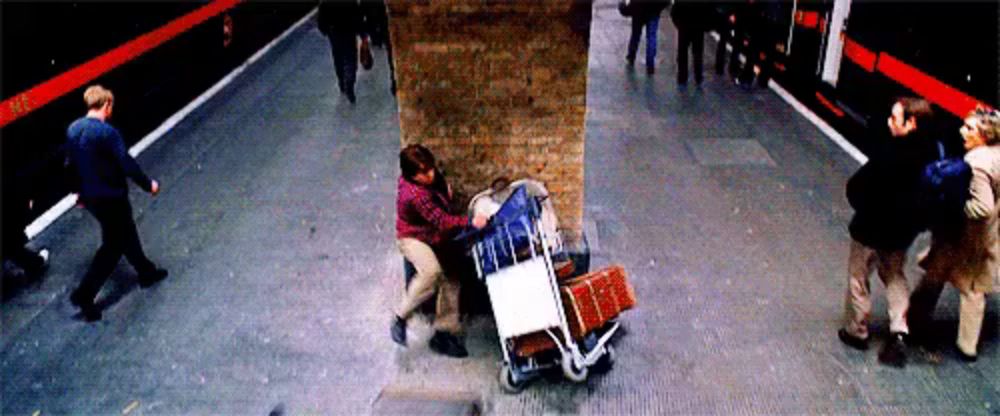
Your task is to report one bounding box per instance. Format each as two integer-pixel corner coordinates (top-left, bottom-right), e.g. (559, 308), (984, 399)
(317, 0), (365, 38)
(65, 117), (152, 200)
(847, 128), (939, 250)
(629, 0), (669, 21)
(670, 0), (714, 30)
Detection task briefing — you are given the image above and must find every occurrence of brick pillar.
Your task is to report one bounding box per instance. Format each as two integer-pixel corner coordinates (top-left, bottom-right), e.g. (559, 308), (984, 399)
(388, 0), (592, 242)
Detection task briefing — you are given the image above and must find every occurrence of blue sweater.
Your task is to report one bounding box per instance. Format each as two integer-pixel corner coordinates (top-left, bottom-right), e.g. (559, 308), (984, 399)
(66, 117), (152, 199)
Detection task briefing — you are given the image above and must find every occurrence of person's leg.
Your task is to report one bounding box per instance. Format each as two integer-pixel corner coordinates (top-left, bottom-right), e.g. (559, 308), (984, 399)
(395, 238), (444, 320)
(328, 36), (346, 93)
(875, 247), (910, 367)
(626, 18), (643, 65)
(907, 272), (945, 344)
(644, 16), (659, 72)
(342, 36), (359, 102)
(843, 239), (876, 340)
(715, 21), (730, 74)
(72, 201), (125, 309)
(676, 28), (690, 84)
(114, 199), (157, 278)
(385, 33), (397, 95)
(876, 248), (910, 336)
(692, 29), (704, 84)
(956, 288), (986, 358)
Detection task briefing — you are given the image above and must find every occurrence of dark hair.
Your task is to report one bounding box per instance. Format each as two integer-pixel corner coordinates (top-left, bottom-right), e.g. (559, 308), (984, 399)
(896, 97), (934, 126)
(399, 144), (436, 180)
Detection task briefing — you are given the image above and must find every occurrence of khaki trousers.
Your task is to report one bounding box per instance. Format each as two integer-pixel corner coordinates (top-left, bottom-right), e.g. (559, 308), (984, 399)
(395, 238), (461, 334)
(910, 276), (987, 356)
(844, 239), (910, 339)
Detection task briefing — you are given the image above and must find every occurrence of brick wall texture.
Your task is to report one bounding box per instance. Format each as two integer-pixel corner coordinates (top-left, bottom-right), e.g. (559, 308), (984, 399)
(388, 0), (592, 240)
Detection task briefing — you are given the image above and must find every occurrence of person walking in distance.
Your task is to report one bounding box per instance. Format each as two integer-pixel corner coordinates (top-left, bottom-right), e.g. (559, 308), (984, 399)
(624, 0), (669, 75)
(670, 0), (713, 86)
(65, 85), (167, 322)
(839, 97), (938, 367)
(317, 0), (367, 104)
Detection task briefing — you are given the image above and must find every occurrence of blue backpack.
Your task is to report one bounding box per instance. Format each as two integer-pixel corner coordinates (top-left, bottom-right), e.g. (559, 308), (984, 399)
(920, 141), (972, 230)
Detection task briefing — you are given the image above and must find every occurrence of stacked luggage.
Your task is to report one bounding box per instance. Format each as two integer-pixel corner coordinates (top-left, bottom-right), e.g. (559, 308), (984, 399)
(463, 180), (636, 393)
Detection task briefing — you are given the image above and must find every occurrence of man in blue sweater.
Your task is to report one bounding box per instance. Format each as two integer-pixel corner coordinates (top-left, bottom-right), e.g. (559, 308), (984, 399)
(65, 85), (167, 322)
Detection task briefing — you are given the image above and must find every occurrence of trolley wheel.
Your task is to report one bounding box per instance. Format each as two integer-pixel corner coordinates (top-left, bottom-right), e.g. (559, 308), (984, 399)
(560, 353), (589, 382)
(592, 344), (616, 374)
(499, 364), (527, 394)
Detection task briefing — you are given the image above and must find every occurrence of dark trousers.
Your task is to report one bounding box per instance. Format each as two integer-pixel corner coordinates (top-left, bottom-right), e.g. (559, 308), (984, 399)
(327, 34), (358, 95)
(676, 27), (704, 84)
(73, 197), (156, 303)
(626, 15), (660, 68)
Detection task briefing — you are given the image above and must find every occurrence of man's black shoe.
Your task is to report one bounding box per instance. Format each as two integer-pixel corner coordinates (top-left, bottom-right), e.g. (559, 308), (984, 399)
(390, 315), (407, 347)
(138, 268), (168, 288)
(956, 346), (977, 363)
(878, 333), (907, 368)
(79, 304), (102, 322)
(838, 329), (869, 351)
(346, 90), (357, 104)
(646, 66), (655, 75)
(429, 331), (468, 358)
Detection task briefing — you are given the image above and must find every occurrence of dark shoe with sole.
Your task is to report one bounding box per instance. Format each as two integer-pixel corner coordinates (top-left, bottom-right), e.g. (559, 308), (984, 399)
(69, 291), (91, 309)
(429, 331), (468, 358)
(390, 315), (407, 347)
(878, 333), (907, 368)
(79, 304), (102, 322)
(955, 346), (977, 363)
(837, 329), (869, 351)
(138, 268), (168, 288)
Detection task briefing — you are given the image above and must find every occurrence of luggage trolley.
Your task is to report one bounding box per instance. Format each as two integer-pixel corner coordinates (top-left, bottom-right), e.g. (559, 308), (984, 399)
(465, 181), (619, 393)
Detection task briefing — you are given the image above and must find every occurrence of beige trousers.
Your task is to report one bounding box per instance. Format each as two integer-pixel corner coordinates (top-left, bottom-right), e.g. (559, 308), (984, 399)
(395, 238), (461, 334)
(843, 239), (910, 339)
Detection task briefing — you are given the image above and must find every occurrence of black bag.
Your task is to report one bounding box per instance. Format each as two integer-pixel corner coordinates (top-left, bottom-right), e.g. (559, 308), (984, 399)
(920, 141), (972, 230)
(618, 0), (634, 17)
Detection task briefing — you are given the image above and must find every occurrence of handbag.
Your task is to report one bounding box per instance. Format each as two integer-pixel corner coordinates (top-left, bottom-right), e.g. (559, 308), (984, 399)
(359, 37), (374, 70)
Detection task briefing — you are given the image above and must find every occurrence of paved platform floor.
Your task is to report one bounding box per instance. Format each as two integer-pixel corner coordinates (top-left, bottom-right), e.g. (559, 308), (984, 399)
(3, 1), (997, 414)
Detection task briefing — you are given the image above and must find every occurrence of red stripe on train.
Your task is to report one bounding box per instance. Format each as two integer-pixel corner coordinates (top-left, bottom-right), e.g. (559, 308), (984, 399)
(842, 37), (877, 72)
(0, 0), (242, 129)
(876, 52), (991, 118)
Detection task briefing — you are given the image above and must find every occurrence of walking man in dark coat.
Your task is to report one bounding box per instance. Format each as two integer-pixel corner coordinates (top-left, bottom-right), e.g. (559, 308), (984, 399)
(318, 0), (367, 104)
(625, 0), (669, 75)
(839, 97), (938, 367)
(65, 85), (167, 321)
(670, 0), (713, 85)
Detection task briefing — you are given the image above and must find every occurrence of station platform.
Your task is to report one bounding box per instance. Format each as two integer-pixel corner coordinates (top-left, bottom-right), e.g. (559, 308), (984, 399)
(2, 1), (997, 414)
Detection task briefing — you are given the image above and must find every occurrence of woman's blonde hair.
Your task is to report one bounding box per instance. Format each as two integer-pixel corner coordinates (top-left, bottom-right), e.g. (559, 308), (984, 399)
(83, 85), (114, 110)
(970, 106), (1000, 145)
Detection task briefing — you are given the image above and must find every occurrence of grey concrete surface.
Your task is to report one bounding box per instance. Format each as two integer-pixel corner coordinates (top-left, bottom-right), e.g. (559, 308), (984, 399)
(3, 2), (998, 415)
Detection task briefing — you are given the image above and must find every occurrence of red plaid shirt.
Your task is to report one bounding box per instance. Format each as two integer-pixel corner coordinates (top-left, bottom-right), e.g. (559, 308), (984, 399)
(396, 176), (468, 246)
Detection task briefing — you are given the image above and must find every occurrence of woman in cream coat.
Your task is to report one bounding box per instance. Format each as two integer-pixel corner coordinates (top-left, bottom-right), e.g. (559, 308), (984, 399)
(910, 107), (1000, 361)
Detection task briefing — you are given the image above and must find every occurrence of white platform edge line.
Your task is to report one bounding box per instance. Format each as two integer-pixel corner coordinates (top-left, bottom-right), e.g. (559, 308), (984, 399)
(708, 31), (867, 166)
(26, 8), (319, 240)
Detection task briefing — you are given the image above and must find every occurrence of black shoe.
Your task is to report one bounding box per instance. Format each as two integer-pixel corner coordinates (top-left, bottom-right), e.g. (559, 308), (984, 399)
(78, 304), (102, 322)
(646, 66), (655, 75)
(390, 315), (407, 346)
(429, 331), (468, 358)
(625, 57), (635, 67)
(955, 346), (977, 363)
(138, 268), (168, 288)
(878, 333), (907, 368)
(346, 90), (357, 104)
(838, 329), (869, 351)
